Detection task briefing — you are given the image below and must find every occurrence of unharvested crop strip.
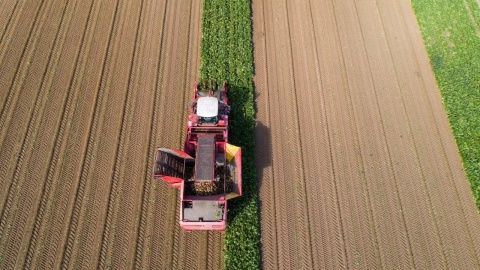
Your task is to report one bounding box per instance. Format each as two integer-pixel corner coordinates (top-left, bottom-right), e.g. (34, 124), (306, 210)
(200, 0), (259, 268)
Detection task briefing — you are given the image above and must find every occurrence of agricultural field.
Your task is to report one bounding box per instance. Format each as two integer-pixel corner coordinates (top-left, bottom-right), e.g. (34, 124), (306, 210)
(0, 0), (225, 269)
(2, 0), (480, 269)
(253, 0), (480, 268)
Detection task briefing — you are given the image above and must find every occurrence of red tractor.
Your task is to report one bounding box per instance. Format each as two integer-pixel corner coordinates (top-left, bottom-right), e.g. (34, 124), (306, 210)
(153, 81), (242, 231)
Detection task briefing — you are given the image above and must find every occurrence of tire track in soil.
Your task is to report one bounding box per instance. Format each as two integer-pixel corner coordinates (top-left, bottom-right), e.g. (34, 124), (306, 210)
(306, 1), (348, 268)
(24, 0), (100, 268)
(374, 2), (448, 267)
(355, 1), (444, 268)
(65, 0), (142, 268)
(310, 1), (361, 268)
(310, 3), (362, 268)
(315, 2), (366, 268)
(297, 1), (375, 269)
(254, 0), (349, 268)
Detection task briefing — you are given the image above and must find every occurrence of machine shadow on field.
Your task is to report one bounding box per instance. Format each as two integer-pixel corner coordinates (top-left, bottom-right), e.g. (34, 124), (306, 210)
(223, 84), (259, 225)
(254, 120), (272, 192)
(253, 93), (273, 263)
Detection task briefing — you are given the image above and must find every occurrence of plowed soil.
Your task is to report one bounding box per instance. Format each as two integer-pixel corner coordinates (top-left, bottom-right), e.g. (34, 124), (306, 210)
(0, 0), (223, 269)
(253, 0), (480, 269)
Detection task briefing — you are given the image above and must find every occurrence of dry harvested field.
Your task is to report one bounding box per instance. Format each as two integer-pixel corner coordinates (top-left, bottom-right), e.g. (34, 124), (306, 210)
(253, 0), (480, 269)
(0, 0), (224, 269)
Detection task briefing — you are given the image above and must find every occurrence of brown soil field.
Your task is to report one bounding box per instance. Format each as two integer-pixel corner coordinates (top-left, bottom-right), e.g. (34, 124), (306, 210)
(0, 0), (224, 269)
(253, 0), (480, 269)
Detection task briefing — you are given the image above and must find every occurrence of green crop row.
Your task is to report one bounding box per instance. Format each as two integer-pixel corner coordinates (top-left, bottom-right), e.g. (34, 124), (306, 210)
(199, 0), (259, 269)
(412, 0), (480, 207)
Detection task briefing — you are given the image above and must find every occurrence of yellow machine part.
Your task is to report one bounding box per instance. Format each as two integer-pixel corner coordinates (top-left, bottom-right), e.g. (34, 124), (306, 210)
(226, 143), (240, 162)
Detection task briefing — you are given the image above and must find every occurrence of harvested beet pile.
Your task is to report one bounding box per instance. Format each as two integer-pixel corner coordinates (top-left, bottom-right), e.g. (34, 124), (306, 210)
(185, 165), (234, 195)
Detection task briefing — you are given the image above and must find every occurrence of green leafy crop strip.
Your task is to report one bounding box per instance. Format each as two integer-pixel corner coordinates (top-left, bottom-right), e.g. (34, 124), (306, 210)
(199, 0), (259, 269)
(411, 0), (480, 208)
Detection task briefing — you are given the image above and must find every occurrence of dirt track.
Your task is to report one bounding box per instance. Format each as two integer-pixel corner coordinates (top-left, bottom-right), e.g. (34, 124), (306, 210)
(253, 0), (480, 269)
(0, 0), (224, 269)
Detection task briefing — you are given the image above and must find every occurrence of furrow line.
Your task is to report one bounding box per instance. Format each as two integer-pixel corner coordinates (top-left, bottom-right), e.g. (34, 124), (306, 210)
(285, 1), (314, 269)
(371, 1), (446, 268)
(0, 0), (59, 247)
(60, 0), (122, 267)
(385, 1), (477, 268)
(143, 1), (174, 262)
(268, 1), (297, 268)
(206, 232), (223, 270)
(262, 0), (290, 268)
(171, 2), (195, 269)
(329, 3), (365, 266)
(132, 0), (169, 267)
(292, 1), (351, 269)
(19, 0), (83, 268)
(150, 186), (177, 269)
(334, 1), (399, 268)
(0, 0), (23, 44)
(170, 189), (182, 269)
(310, 1), (349, 268)
(70, 0), (142, 267)
(106, 1), (148, 268)
(0, 0), (47, 215)
(400, 0), (480, 263)
(37, 1), (112, 268)
(0, 0), (45, 131)
(95, 0), (146, 265)
(353, 1), (429, 268)
(147, 3), (185, 266)
(0, 0), (78, 264)
(293, 1), (327, 268)
(148, 0), (182, 268)
(253, 0), (278, 268)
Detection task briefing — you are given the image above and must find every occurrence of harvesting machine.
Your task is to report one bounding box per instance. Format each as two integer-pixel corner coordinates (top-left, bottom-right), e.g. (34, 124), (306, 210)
(153, 81), (242, 231)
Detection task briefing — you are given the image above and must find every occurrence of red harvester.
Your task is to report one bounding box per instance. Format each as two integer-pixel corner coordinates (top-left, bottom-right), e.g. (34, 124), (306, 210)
(153, 81), (242, 231)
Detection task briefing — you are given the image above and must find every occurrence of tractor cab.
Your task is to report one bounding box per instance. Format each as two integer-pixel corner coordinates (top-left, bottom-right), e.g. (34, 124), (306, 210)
(196, 96), (218, 124)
